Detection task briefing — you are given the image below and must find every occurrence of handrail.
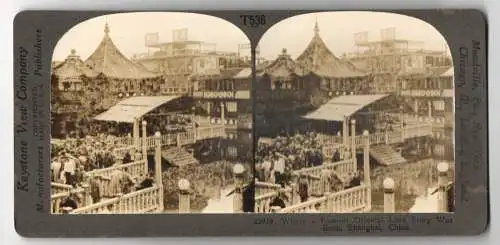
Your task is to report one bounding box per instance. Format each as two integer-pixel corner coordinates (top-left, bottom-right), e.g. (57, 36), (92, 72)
(71, 186), (161, 214)
(51, 182), (73, 194)
(86, 159), (147, 178)
(278, 184), (370, 213)
(293, 158), (354, 177)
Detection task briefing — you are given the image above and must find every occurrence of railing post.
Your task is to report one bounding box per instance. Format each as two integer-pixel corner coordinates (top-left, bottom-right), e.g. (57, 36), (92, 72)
(81, 183), (92, 206)
(176, 133), (181, 147)
(363, 130), (372, 211)
(342, 116), (348, 147)
(324, 192), (331, 212)
(232, 163), (245, 213)
(220, 102), (226, 125)
(133, 117), (140, 148)
(384, 129), (389, 145)
(142, 120), (148, 173)
(437, 162), (449, 212)
(383, 177), (395, 213)
(290, 182), (298, 205)
(350, 119), (356, 168)
(207, 102), (211, 124)
(154, 132), (164, 212)
(178, 179), (191, 213)
(428, 100), (433, 118)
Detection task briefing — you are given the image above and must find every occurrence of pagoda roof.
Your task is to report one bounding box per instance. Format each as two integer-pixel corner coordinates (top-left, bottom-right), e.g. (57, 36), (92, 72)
(84, 23), (160, 80)
(52, 50), (96, 80)
(262, 49), (307, 79)
(296, 22), (367, 78)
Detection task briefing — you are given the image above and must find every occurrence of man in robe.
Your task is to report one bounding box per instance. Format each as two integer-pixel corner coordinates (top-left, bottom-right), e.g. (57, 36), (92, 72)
(320, 168), (332, 194)
(51, 155), (62, 182)
(62, 153), (77, 187)
(273, 155), (286, 187)
(298, 174), (309, 202)
(332, 149), (341, 162)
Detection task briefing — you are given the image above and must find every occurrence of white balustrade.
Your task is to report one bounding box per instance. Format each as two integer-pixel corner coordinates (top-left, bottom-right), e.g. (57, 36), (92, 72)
(51, 182), (73, 195)
(293, 159), (356, 179)
(86, 160), (147, 178)
(254, 192), (279, 213)
(71, 186), (161, 214)
(278, 185), (370, 213)
(113, 145), (140, 158)
(255, 181), (281, 196)
(50, 188), (85, 214)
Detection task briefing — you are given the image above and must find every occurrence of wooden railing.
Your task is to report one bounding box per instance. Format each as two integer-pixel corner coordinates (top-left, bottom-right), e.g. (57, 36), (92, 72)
(255, 181), (281, 197)
(86, 160), (147, 178)
(317, 133), (343, 145)
(293, 159), (356, 180)
(254, 184), (294, 213)
(51, 182), (73, 195)
(322, 144), (347, 159)
(113, 145), (140, 158)
(387, 113), (453, 128)
(196, 126), (226, 141)
(288, 159), (357, 197)
(71, 186), (161, 214)
(278, 185), (370, 213)
(107, 137), (134, 146)
(255, 191), (279, 213)
(50, 187), (85, 214)
(135, 125), (226, 149)
(317, 124), (433, 149)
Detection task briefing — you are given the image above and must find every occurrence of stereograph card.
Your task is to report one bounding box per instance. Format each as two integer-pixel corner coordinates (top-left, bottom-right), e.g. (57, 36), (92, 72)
(13, 10), (488, 236)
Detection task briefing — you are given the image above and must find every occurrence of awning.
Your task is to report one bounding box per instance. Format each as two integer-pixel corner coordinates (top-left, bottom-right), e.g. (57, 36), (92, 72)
(440, 67), (454, 77)
(233, 67), (264, 79)
(233, 68), (252, 79)
(303, 94), (389, 121)
(94, 96), (181, 123)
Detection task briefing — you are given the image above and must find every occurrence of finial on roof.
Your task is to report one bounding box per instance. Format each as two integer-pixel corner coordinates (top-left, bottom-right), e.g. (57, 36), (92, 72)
(104, 18), (110, 35)
(282, 48), (287, 55)
(70, 49), (76, 55)
(314, 17), (319, 35)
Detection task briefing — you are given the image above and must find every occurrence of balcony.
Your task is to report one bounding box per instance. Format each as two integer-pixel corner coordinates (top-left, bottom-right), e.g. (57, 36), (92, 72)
(134, 49), (239, 60)
(400, 89), (453, 98)
(192, 90), (250, 99)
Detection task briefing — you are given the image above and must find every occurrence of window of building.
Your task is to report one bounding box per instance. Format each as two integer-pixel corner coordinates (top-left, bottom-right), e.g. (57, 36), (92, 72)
(226, 102), (237, 112)
(434, 145), (445, 156)
(228, 146), (238, 157)
(434, 100), (445, 111)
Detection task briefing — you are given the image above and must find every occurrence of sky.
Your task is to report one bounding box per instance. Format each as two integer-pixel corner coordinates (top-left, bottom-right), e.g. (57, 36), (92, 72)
(52, 12), (251, 61)
(53, 11), (451, 62)
(257, 11), (451, 60)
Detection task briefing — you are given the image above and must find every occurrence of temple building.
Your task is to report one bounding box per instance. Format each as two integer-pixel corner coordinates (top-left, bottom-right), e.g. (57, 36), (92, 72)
(256, 21), (371, 137)
(51, 23), (163, 137)
(295, 22), (370, 94)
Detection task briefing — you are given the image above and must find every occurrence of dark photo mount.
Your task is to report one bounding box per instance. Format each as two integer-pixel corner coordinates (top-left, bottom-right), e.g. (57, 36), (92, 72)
(13, 9), (488, 237)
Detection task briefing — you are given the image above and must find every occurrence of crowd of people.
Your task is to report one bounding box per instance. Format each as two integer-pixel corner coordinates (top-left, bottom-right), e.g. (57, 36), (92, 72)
(255, 132), (342, 187)
(255, 131), (363, 212)
(51, 133), (157, 213)
(144, 114), (198, 136)
(50, 134), (143, 187)
(57, 170), (157, 214)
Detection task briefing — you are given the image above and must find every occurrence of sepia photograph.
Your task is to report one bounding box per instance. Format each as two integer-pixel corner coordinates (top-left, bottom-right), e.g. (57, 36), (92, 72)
(253, 12), (455, 213)
(49, 12), (254, 214)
